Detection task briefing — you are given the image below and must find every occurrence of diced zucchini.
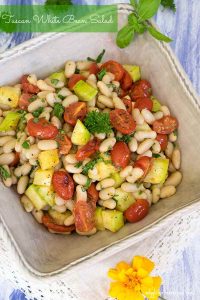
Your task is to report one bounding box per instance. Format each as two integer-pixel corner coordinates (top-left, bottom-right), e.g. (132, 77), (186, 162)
(73, 80), (98, 101)
(33, 169), (53, 186)
(102, 210), (124, 233)
(144, 158), (169, 184)
(0, 86), (21, 108)
(136, 123), (151, 131)
(123, 65), (141, 82)
(49, 70), (66, 84)
(37, 185), (55, 207)
(114, 188), (135, 212)
(0, 112), (21, 132)
(111, 172), (125, 188)
(152, 97), (161, 112)
(71, 119), (91, 145)
(88, 161), (115, 181)
(25, 184), (47, 210)
(95, 207), (105, 231)
(38, 149), (59, 170)
(48, 209), (71, 225)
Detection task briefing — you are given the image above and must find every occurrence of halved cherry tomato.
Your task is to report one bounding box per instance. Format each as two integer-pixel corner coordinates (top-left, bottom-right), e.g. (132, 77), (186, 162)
(75, 138), (100, 161)
(134, 156), (153, 178)
(153, 116), (178, 134)
(21, 75), (40, 94)
(89, 63), (100, 75)
(64, 102), (87, 126)
(52, 170), (74, 200)
(87, 183), (99, 206)
(19, 93), (35, 110)
(27, 118), (58, 140)
(122, 98), (132, 114)
(100, 60), (125, 81)
(156, 134), (168, 151)
(68, 74), (85, 90)
(124, 199), (149, 223)
(110, 109), (136, 134)
(73, 201), (95, 233)
(134, 97), (153, 111)
(56, 133), (72, 155)
(130, 80), (152, 101)
(118, 89), (128, 98)
(121, 70), (132, 90)
(42, 214), (75, 233)
(9, 152), (20, 167)
(111, 141), (131, 169)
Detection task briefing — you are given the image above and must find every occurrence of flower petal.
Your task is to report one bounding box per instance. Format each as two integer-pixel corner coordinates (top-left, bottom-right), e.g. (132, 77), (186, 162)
(109, 282), (145, 300)
(108, 268), (119, 280)
(141, 276), (162, 300)
(132, 256), (155, 274)
(116, 261), (131, 271)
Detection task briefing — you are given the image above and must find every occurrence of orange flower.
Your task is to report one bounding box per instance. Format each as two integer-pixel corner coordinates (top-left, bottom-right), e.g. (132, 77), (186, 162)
(108, 256), (162, 300)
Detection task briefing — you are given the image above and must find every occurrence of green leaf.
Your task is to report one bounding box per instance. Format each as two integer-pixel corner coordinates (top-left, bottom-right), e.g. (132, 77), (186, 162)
(22, 141), (30, 149)
(161, 0), (176, 11)
(137, 0), (161, 20)
(116, 134), (134, 144)
(152, 153), (161, 158)
(84, 111), (112, 134)
(53, 103), (64, 120)
(116, 25), (135, 49)
(87, 49), (106, 63)
(51, 78), (59, 85)
(97, 69), (106, 81)
(148, 26), (173, 42)
(130, 0), (138, 8)
(128, 14), (147, 34)
(83, 178), (92, 191)
(0, 166), (11, 181)
(75, 162), (83, 168)
(32, 107), (44, 118)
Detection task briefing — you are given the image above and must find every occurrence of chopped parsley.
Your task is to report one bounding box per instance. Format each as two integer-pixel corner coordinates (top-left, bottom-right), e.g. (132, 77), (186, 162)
(53, 103), (64, 120)
(22, 141), (30, 149)
(32, 107), (44, 118)
(0, 166), (11, 181)
(57, 94), (65, 100)
(173, 129), (178, 137)
(75, 161), (83, 168)
(116, 134), (134, 144)
(152, 153), (161, 158)
(51, 78), (59, 86)
(82, 178), (92, 191)
(87, 49), (105, 63)
(82, 155), (103, 175)
(97, 68), (106, 81)
(28, 95), (37, 103)
(75, 68), (80, 74)
(107, 83), (120, 94)
(161, 0), (176, 11)
(33, 117), (39, 123)
(84, 111), (112, 134)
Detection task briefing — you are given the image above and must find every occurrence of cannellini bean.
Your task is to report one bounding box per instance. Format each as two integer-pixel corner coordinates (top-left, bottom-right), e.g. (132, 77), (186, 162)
(145, 189), (152, 205)
(112, 80), (120, 88)
(39, 111), (50, 121)
(37, 80), (55, 92)
(99, 137), (116, 152)
(32, 209), (44, 224)
(168, 161), (176, 173)
(161, 105), (170, 116)
(164, 171), (182, 187)
(76, 60), (92, 71)
(1, 165), (12, 187)
(133, 108), (144, 125)
(65, 199), (75, 211)
(28, 99), (47, 112)
(99, 187), (115, 200)
(20, 195), (34, 212)
(141, 109), (155, 125)
(160, 186), (176, 198)
(153, 111), (164, 120)
(63, 123), (73, 134)
(87, 74), (97, 82)
(96, 101), (105, 109)
(101, 199), (116, 209)
(53, 205), (67, 213)
(11, 173), (17, 185)
(112, 93), (126, 110)
(169, 132), (177, 142)
(27, 74), (37, 85)
(62, 95), (79, 108)
(3, 138), (16, 153)
(126, 168), (144, 183)
(96, 178), (115, 190)
(51, 116), (61, 129)
(58, 87), (72, 97)
(138, 150), (152, 158)
(152, 140), (161, 153)
(37, 140), (58, 151)
(0, 131), (15, 136)
(120, 166), (133, 178)
(107, 130), (115, 138)
(87, 98), (96, 108)
(165, 142), (174, 158)
(94, 132), (106, 140)
(17, 175), (29, 194)
(25, 113), (33, 121)
(25, 144), (40, 159)
(144, 182), (151, 188)
(137, 139), (154, 155)
(0, 136), (13, 146)
(121, 182), (138, 193)
(128, 137), (138, 152)
(98, 95), (114, 108)
(76, 185), (87, 202)
(55, 194), (66, 206)
(65, 154), (78, 164)
(21, 163), (32, 176)
(76, 227), (97, 236)
(171, 148), (181, 170)
(97, 81), (112, 97)
(65, 60), (76, 78)
(152, 187), (161, 204)
(29, 158), (38, 166)
(64, 215), (75, 226)
(88, 107), (99, 113)
(134, 131), (157, 142)
(47, 78), (64, 89)
(133, 191), (147, 199)
(73, 174), (88, 186)
(38, 91), (51, 99)
(87, 79), (97, 89)
(102, 108), (111, 113)
(64, 163), (82, 174)
(102, 74), (112, 84)
(0, 153), (15, 165)
(46, 93), (61, 107)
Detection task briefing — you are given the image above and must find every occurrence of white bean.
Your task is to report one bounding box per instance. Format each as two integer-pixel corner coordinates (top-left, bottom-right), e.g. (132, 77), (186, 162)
(112, 80), (120, 88)
(96, 178), (115, 190)
(97, 81), (112, 97)
(25, 113), (33, 122)
(46, 93), (61, 107)
(25, 144), (40, 160)
(98, 95), (114, 108)
(128, 137), (138, 152)
(102, 74), (112, 84)
(17, 176), (29, 194)
(65, 199), (75, 211)
(32, 209), (44, 224)
(20, 195), (34, 212)
(62, 95), (79, 108)
(64, 215), (75, 226)
(65, 154), (78, 164)
(164, 171), (182, 187)
(47, 78), (64, 89)
(152, 187), (161, 204)
(86, 79), (97, 89)
(165, 142), (174, 158)
(38, 91), (51, 99)
(152, 140), (161, 153)
(153, 111), (164, 120)
(11, 173), (17, 184)
(73, 174), (88, 186)
(99, 137), (116, 152)
(141, 109), (155, 125)
(168, 161), (176, 173)
(145, 189), (152, 205)
(37, 140), (58, 151)
(134, 131), (157, 142)
(169, 132), (177, 142)
(137, 139), (154, 155)
(58, 87), (72, 97)
(53, 205), (67, 213)
(99, 187), (115, 200)
(21, 163), (32, 176)
(65, 60), (76, 78)
(27, 74), (37, 85)
(39, 111), (50, 121)
(133, 191), (147, 200)
(120, 166), (133, 178)
(0, 136), (13, 146)
(87, 98), (96, 108)
(76, 60), (92, 71)
(126, 168), (144, 184)
(138, 150), (152, 158)
(64, 163), (82, 174)
(3, 138), (16, 153)
(28, 99), (47, 113)
(55, 194), (66, 206)
(160, 186), (176, 198)
(51, 116), (61, 129)
(96, 101), (105, 109)
(121, 182), (138, 193)
(37, 80), (55, 92)
(101, 199), (116, 209)
(0, 153), (15, 165)
(76, 185), (87, 202)
(133, 108), (144, 125)
(112, 93), (126, 110)
(161, 105), (170, 116)
(171, 148), (181, 170)
(94, 132), (106, 140)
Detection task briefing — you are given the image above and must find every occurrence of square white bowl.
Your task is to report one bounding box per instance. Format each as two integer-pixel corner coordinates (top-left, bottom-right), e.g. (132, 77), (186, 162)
(0, 5), (199, 276)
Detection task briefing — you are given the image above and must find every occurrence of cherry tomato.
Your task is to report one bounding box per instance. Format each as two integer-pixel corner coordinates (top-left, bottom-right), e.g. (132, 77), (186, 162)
(89, 63), (99, 75)
(73, 201), (95, 233)
(56, 133), (72, 155)
(101, 60), (125, 81)
(118, 89), (128, 98)
(75, 138), (100, 161)
(27, 118), (58, 140)
(52, 170), (74, 200)
(156, 134), (168, 151)
(130, 80), (152, 100)
(122, 98), (132, 114)
(87, 183), (99, 207)
(124, 199), (149, 223)
(19, 93), (34, 110)
(42, 214), (75, 233)
(64, 102), (87, 126)
(153, 116), (178, 134)
(134, 97), (153, 111)
(111, 141), (131, 169)
(21, 75), (40, 94)
(68, 74), (85, 90)
(121, 70), (132, 90)
(110, 109), (136, 135)
(9, 152), (20, 167)
(134, 156), (153, 178)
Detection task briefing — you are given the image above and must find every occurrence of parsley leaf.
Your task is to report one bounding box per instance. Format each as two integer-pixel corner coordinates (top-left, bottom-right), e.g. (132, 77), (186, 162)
(87, 49), (106, 63)
(84, 111), (112, 134)
(82, 178), (92, 191)
(53, 103), (64, 120)
(152, 153), (161, 158)
(75, 162), (83, 168)
(32, 107), (44, 118)
(22, 141), (30, 149)
(51, 79), (59, 86)
(82, 155), (102, 175)
(116, 134), (134, 144)
(161, 0), (176, 11)
(97, 69), (107, 81)
(0, 166), (11, 180)
(57, 94), (65, 100)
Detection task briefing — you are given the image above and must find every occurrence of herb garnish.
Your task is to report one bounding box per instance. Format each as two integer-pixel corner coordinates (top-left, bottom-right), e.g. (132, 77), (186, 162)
(51, 78), (59, 86)
(161, 0), (176, 11)
(75, 161), (83, 168)
(84, 111), (112, 134)
(97, 69), (106, 81)
(82, 178), (92, 191)
(116, 134), (134, 144)
(87, 49), (106, 63)
(57, 94), (65, 100)
(82, 155), (103, 175)
(152, 153), (161, 158)
(22, 141), (30, 149)
(53, 103), (64, 120)
(0, 166), (11, 181)
(32, 107), (44, 118)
